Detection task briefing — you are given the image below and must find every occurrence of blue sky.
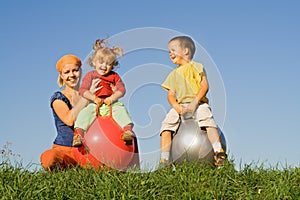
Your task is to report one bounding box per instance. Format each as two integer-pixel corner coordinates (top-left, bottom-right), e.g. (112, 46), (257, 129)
(0, 0), (299, 171)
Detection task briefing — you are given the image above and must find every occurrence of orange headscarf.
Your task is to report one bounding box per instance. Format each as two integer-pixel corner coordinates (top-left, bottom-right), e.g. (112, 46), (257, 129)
(56, 54), (82, 72)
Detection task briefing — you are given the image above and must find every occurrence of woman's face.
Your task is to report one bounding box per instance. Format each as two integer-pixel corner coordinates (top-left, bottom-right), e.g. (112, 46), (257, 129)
(60, 64), (81, 88)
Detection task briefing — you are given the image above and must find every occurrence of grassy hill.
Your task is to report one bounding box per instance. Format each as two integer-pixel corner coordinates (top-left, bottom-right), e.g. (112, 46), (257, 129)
(0, 159), (299, 199)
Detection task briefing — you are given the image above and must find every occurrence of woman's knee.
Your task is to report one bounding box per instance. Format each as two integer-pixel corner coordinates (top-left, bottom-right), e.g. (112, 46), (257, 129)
(40, 149), (57, 170)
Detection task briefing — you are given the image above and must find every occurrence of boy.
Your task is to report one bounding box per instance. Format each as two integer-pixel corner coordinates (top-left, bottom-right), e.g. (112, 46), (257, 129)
(160, 36), (227, 166)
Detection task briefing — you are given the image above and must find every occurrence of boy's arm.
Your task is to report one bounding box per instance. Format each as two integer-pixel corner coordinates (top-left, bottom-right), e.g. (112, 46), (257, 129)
(168, 90), (187, 115)
(195, 73), (209, 102)
(187, 72), (209, 113)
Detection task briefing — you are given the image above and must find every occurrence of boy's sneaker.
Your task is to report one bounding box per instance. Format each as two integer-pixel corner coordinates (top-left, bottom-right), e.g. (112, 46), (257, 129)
(214, 152), (227, 166)
(159, 158), (170, 168)
(121, 130), (134, 145)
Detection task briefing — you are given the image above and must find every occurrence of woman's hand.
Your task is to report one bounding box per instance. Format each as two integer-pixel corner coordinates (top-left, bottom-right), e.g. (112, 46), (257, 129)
(89, 78), (102, 94)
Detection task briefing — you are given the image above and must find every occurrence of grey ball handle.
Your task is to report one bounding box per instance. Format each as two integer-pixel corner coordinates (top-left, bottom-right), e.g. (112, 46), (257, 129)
(180, 112), (195, 122)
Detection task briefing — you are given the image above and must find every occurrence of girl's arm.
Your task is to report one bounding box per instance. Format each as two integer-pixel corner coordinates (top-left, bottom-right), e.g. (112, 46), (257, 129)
(104, 90), (124, 105)
(104, 79), (125, 105)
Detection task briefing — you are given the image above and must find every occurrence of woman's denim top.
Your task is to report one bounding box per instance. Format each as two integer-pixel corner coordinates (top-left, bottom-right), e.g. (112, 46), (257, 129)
(50, 91), (74, 146)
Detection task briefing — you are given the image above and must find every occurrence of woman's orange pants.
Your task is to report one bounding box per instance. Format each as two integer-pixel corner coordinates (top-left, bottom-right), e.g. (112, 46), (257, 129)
(40, 144), (102, 171)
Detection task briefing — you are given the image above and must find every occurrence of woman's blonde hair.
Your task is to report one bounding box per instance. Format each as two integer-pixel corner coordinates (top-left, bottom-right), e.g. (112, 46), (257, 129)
(88, 39), (123, 69)
(57, 75), (64, 88)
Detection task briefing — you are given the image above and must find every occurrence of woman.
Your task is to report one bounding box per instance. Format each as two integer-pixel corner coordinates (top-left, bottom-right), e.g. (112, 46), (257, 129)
(40, 54), (102, 171)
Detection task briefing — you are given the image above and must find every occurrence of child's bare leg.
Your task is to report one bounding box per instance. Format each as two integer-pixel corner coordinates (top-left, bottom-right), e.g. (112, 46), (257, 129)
(206, 127), (223, 153)
(160, 130), (172, 163)
(206, 127), (227, 166)
(206, 127), (221, 149)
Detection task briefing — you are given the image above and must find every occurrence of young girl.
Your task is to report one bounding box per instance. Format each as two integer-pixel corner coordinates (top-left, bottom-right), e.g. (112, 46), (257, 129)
(73, 39), (134, 147)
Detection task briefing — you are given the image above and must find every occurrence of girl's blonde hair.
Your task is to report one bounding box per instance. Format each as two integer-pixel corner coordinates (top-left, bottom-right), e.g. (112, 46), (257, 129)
(88, 39), (123, 69)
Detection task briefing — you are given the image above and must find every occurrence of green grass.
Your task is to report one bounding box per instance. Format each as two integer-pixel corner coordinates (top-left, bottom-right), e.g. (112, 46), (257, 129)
(0, 159), (299, 200)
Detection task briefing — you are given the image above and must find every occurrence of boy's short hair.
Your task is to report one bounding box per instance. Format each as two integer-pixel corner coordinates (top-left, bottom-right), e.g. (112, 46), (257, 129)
(169, 36), (195, 59)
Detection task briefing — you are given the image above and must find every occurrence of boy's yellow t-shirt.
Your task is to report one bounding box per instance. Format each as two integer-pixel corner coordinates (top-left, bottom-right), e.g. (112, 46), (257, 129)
(162, 61), (208, 103)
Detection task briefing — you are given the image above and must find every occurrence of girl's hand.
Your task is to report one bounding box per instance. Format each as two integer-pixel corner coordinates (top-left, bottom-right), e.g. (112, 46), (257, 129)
(94, 96), (103, 106)
(104, 97), (112, 105)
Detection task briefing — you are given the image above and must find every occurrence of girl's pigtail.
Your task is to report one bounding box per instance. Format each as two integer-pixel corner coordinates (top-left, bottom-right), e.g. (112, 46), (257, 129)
(111, 46), (123, 66)
(111, 46), (123, 57)
(94, 38), (107, 50)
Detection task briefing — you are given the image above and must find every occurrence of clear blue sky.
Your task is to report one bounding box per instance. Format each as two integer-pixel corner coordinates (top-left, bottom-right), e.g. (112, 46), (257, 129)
(0, 0), (299, 171)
